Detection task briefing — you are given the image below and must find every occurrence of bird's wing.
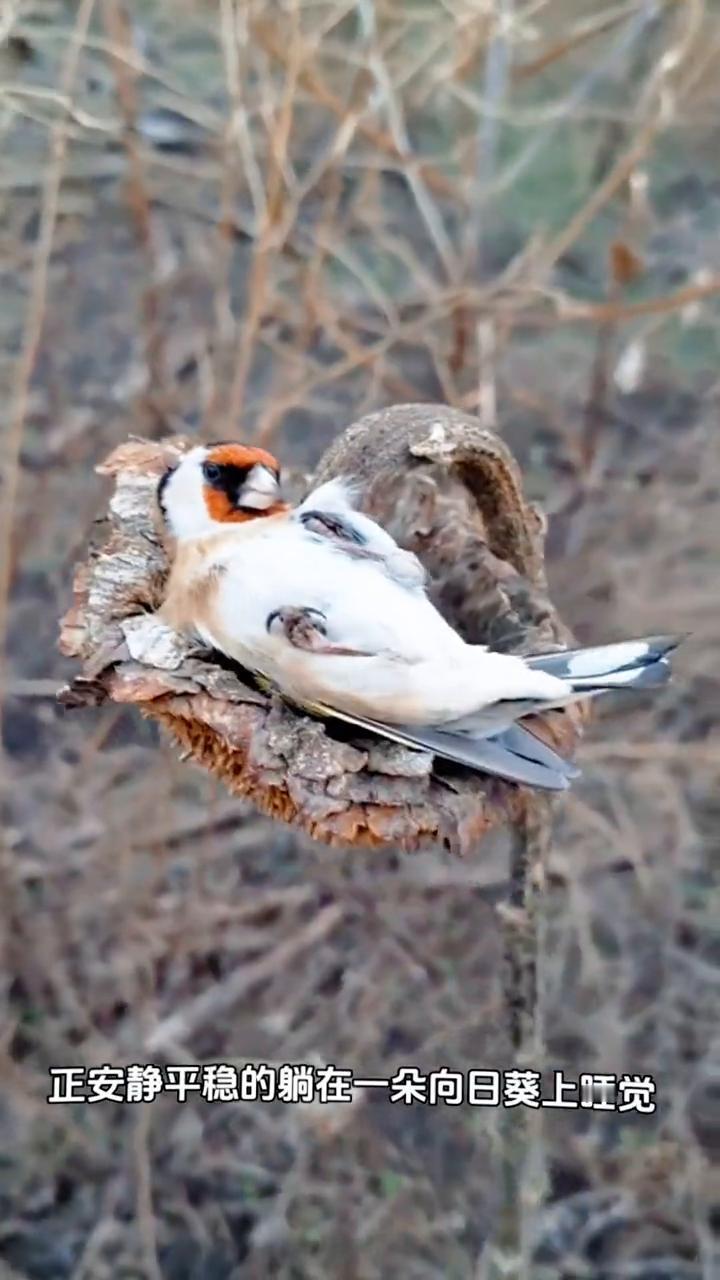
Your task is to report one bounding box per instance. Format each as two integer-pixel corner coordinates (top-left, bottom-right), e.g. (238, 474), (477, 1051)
(293, 478), (426, 590)
(492, 723), (580, 778)
(299, 696), (574, 791)
(442, 692), (594, 736)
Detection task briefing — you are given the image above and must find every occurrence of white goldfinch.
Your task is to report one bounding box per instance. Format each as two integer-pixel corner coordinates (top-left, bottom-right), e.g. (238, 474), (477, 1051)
(156, 442), (680, 791)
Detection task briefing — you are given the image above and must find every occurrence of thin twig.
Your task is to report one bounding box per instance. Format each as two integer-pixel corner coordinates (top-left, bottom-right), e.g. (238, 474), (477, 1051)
(133, 1105), (163, 1280)
(556, 272), (720, 324)
(534, 0), (705, 279)
(0, 0), (96, 702)
(513, 0), (656, 82)
(146, 903), (344, 1052)
(225, 0), (302, 431)
(251, 14), (462, 206)
(357, 0), (456, 280)
(102, 0), (167, 421)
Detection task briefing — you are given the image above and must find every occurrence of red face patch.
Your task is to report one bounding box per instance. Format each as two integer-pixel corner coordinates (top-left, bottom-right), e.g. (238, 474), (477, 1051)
(203, 488), (255, 523)
(205, 443), (280, 472)
(200, 443), (287, 523)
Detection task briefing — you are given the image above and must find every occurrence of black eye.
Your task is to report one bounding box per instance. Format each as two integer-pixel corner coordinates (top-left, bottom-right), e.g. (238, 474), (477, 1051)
(203, 462), (222, 483)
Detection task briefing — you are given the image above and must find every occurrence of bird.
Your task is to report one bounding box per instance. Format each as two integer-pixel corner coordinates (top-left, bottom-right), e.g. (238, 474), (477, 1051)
(156, 441), (681, 791)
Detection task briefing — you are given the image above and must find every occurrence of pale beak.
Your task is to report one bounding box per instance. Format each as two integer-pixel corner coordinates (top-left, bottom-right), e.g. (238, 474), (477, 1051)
(239, 463), (280, 510)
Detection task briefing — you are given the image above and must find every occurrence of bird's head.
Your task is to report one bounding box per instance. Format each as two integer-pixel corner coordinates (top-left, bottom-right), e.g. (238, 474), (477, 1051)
(157, 442), (286, 540)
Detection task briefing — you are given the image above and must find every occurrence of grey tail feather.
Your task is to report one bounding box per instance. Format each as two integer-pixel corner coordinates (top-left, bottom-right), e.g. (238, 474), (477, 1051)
(526, 634), (681, 691)
(494, 724), (581, 778)
(385, 723), (573, 791)
(572, 658), (672, 691)
(309, 701), (572, 791)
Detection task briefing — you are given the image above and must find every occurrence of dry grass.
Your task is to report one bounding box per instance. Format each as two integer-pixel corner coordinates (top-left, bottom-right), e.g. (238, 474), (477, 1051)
(1, 1), (719, 1276)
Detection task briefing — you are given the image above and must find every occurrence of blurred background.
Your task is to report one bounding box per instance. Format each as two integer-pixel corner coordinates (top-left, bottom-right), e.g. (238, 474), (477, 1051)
(1, 1), (719, 1276)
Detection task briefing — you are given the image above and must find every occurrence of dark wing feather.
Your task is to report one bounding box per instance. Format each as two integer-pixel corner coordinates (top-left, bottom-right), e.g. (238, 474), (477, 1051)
(303, 699), (573, 791)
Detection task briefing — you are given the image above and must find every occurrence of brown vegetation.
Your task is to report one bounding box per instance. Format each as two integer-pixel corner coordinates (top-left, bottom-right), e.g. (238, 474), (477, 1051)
(1, 2), (719, 1277)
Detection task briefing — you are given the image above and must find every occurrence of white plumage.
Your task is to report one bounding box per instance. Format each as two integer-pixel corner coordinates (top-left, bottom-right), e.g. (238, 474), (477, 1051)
(158, 449), (680, 791)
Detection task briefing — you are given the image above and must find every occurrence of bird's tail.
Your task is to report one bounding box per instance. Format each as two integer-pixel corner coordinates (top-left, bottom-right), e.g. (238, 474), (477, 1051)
(299, 636), (683, 793)
(525, 634), (681, 692)
(382, 634), (683, 790)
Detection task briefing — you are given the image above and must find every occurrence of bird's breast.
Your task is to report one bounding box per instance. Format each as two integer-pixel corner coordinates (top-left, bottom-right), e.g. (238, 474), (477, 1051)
(205, 523), (463, 668)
